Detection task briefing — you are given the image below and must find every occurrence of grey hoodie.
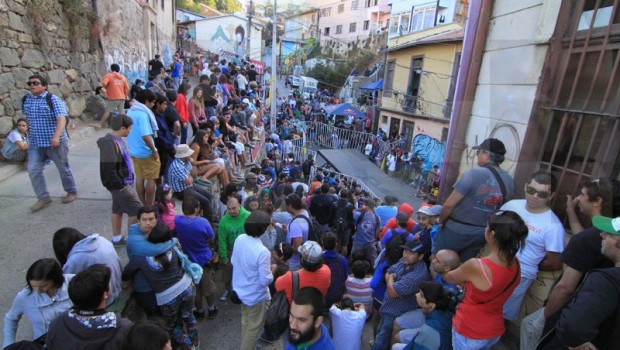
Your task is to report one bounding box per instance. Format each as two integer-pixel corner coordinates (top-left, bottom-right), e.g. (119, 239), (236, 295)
(63, 234), (122, 307)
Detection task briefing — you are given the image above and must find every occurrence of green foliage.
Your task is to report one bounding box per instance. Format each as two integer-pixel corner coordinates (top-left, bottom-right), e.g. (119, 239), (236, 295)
(305, 50), (376, 90)
(177, 0), (203, 13)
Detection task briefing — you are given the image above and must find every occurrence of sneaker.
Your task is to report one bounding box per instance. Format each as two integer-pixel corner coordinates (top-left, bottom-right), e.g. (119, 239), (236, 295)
(62, 192), (77, 203)
(208, 306), (218, 319)
(219, 290), (229, 302)
(252, 136), (261, 141)
(30, 198), (52, 212)
(112, 236), (127, 247)
(193, 309), (205, 319)
(244, 143), (255, 149)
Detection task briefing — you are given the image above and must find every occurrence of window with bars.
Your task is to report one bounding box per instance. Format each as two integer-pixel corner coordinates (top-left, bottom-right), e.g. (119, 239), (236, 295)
(336, 25), (343, 34)
(324, 27), (330, 35)
(350, 22), (357, 32)
(352, 0), (359, 11)
(364, 20), (370, 30)
(321, 8), (331, 17)
(338, 4), (344, 13)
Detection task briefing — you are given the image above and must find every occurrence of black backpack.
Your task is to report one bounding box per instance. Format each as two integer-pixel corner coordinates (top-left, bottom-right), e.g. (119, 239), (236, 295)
(291, 214), (324, 243)
(324, 254), (347, 308)
(386, 229), (409, 252)
(333, 201), (353, 233)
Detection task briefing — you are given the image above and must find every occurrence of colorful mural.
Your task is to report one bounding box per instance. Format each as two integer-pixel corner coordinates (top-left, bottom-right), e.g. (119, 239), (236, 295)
(104, 47), (148, 85)
(411, 133), (446, 170)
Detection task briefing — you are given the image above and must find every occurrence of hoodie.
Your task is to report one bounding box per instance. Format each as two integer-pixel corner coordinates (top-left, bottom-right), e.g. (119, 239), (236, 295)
(102, 71), (129, 100)
(62, 234), (122, 307)
(380, 203), (417, 239)
(46, 311), (132, 350)
(97, 133), (132, 191)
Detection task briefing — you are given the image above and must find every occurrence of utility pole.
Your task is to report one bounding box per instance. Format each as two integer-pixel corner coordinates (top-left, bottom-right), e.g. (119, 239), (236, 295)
(270, 0), (277, 133)
(247, 0), (254, 59)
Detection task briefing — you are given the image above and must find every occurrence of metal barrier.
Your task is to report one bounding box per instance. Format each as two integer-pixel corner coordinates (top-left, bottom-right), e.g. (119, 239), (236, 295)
(289, 144), (317, 164)
(305, 121), (400, 158)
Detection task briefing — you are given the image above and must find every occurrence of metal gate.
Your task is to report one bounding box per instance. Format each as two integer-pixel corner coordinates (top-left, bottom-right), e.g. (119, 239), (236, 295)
(517, 0), (620, 217)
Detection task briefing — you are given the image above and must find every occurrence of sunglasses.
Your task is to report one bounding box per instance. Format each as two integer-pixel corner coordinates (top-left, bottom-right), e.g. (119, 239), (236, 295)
(525, 186), (551, 199)
(27, 81), (42, 86)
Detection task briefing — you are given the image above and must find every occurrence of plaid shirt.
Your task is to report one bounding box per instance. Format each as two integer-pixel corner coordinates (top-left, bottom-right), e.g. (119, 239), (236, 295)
(23, 92), (68, 147)
(380, 259), (430, 318)
(167, 158), (192, 193)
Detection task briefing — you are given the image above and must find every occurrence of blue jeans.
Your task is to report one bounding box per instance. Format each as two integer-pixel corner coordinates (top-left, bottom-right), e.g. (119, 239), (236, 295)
(172, 77), (182, 92)
(370, 314), (395, 350)
(28, 141), (77, 199)
(452, 328), (500, 350)
(503, 276), (534, 321)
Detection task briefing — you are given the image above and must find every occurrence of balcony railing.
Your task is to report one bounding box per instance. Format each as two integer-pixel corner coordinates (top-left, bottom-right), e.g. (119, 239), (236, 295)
(401, 95), (417, 113)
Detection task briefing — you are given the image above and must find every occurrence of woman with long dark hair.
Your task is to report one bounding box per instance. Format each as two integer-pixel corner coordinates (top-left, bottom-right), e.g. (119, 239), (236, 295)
(189, 130), (229, 187)
(122, 224), (198, 350)
(3, 259), (73, 348)
(444, 211), (527, 349)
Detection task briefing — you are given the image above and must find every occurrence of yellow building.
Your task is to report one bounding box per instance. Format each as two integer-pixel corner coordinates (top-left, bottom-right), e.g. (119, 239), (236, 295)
(379, 23), (463, 153)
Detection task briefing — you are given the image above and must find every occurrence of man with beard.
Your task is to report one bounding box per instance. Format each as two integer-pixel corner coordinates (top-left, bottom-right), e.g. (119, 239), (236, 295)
(287, 287), (335, 350)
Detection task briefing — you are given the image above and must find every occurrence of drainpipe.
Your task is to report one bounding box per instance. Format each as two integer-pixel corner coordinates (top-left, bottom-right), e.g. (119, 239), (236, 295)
(438, 0), (493, 202)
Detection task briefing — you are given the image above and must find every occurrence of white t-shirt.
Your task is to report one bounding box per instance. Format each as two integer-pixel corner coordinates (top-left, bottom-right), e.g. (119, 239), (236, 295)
(364, 144), (372, 156)
(291, 182), (309, 194)
(7, 130), (24, 143)
(329, 305), (367, 350)
(387, 154), (397, 171)
(501, 199), (565, 279)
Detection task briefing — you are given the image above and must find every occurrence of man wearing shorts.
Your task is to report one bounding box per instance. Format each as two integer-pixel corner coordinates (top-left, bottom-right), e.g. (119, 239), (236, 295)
(102, 63), (129, 115)
(97, 114), (142, 246)
(126, 89), (160, 206)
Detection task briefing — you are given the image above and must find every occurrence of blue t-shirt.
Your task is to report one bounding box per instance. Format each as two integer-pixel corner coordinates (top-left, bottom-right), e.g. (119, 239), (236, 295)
(285, 323), (335, 350)
(126, 109), (154, 158)
(171, 62), (182, 78)
(175, 216), (215, 267)
(375, 205), (398, 229)
(353, 211), (380, 246)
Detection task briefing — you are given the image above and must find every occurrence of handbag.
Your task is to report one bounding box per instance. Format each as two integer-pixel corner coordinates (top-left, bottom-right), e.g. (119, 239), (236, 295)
(263, 271), (299, 338)
(173, 246), (203, 285)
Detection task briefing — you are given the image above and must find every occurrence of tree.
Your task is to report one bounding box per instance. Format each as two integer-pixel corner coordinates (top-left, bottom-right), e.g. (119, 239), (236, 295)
(177, 0), (202, 13)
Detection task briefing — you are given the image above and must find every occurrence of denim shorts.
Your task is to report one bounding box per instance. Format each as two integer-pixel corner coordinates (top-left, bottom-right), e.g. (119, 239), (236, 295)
(452, 328), (500, 350)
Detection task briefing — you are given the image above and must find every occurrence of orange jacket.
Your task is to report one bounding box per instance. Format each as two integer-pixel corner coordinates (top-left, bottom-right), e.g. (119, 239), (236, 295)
(102, 72), (129, 100)
(176, 93), (189, 123)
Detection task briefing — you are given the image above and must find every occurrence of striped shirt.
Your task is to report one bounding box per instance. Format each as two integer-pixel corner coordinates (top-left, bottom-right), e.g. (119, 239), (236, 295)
(345, 276), (373, 317)
(380, 259), (430, 318)
(23, 92), (68, 147)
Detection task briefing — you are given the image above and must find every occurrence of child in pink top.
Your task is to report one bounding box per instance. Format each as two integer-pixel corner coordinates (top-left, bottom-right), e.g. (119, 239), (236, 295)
(155, 183), (177, 231)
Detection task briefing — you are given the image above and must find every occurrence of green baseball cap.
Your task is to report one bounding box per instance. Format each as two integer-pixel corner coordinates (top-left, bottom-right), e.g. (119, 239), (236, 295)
(592, 216), (620, 235)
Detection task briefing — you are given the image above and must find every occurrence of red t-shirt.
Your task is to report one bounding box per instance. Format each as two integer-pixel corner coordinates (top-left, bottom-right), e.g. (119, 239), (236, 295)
(452, 257), (520, 339)
(275, 265), (331, 304)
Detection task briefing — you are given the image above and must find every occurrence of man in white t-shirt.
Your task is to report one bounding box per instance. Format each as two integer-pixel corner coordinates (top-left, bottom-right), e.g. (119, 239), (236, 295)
(500, 171), (565, 321)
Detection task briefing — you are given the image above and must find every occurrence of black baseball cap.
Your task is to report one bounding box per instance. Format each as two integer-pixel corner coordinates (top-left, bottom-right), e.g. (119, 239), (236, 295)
(472, 138), (506, 155)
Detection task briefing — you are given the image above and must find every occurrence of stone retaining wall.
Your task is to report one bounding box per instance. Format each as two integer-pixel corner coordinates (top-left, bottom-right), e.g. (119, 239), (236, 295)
(0, 0), (175, 135)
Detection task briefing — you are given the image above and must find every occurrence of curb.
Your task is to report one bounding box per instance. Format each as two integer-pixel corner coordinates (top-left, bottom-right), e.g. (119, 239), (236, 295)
(0, 126), (97, 183)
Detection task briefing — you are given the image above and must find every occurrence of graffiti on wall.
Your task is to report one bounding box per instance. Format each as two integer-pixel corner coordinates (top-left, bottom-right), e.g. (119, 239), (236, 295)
(105, 47), (148, 85)
(234, 25), (246, 57)
(463, 123), (521, 173)
(412, 133), (446, 171)
(161, 43), (174, 67)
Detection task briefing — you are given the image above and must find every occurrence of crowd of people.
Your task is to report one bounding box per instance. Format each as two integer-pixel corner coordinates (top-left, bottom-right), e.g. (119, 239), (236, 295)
(3, 46), (620, 350)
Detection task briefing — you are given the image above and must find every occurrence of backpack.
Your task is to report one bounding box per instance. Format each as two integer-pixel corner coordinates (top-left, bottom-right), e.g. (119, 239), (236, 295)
(291, 214), (324, 243)
(333, 201), (352, 234)
(324, 254), (347, 308)
(386, 229), (409, 254)
(263, 271), (298, 338)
